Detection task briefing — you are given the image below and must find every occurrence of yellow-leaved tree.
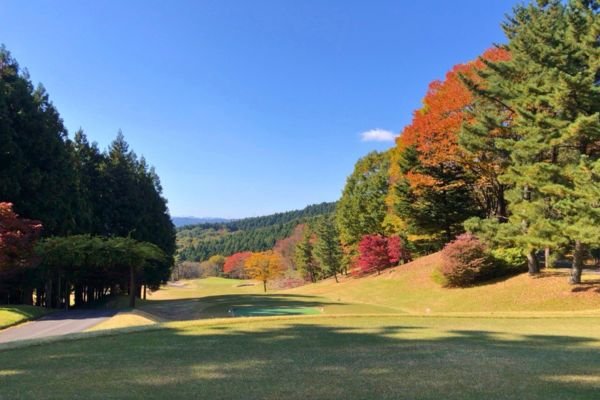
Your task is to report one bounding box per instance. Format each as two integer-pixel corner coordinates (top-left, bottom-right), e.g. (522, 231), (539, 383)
(243, 251), (284, 292)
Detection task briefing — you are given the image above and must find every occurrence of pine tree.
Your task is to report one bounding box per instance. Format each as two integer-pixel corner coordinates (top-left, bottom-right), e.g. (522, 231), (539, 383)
(294, 227), (317, 282)
(313, 216), (343, 283)
(393, 144), (481, 249)
(463, 0), (600, 277)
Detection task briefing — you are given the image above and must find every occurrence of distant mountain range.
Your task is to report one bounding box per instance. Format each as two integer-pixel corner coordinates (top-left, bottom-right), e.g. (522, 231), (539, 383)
(176, 202), (337, 262)
(171, 216), (231, 227)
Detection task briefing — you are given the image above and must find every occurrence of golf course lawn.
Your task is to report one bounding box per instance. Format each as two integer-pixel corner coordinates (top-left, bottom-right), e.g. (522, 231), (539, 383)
(0, 305), (47, 330)
(2, 262), (600, 399)
(1, 315), (600, 399)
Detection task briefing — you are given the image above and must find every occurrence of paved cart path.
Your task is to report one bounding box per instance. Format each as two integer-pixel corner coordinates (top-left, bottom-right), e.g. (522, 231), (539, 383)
(0, 309), (117, 344)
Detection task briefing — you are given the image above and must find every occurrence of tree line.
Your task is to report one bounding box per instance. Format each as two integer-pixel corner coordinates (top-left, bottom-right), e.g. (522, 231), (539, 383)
(333, 0), (599, 284)
(0, 46), (176, 306)
(182, 1), (599, 289)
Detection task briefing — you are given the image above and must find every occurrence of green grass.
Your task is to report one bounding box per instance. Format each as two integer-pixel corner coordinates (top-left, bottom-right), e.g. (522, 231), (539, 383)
(289, 253), (600, 314)
(3, 257), (600, 399)
(1, 315), (600, 399)
(134, 277), (399, 322)
(0, 305), (48, 330)
(231, 305), (321, 317)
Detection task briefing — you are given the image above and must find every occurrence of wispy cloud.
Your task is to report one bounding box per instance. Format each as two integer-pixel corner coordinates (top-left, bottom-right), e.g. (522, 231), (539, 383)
(360, 129), (398, 142)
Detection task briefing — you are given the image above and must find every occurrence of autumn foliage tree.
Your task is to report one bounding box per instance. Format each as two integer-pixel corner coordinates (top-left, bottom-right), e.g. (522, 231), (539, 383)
(387, 235), (412, 266)
(244, 251), (284, 292)
(390, 48), (510, 251)
(356, 235), (390, 275)
(223, 252), (252, 279)
(356, 234), (411, 275)
(0, 203), (42, 304)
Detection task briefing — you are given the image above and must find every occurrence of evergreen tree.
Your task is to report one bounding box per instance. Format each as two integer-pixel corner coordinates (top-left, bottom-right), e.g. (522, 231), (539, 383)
(0, 46), (79, 235)
(313, 216), (343, 283)
(294, 227), (317, 282)
(394, 144), (481, 249)
(336, 151), (389, 247)
(464, 0), (600, 277)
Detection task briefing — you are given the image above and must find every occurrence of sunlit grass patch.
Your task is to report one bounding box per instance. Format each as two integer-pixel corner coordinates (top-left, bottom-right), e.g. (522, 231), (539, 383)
(0, 305), (48, 330)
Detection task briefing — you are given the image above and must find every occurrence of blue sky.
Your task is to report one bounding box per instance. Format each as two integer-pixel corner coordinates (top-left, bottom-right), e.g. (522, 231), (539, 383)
(0, 0), (519, 218)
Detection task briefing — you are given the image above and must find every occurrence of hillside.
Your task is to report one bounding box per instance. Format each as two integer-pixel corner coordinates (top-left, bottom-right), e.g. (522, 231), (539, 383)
(177, 202), (336, 261)
(172, 217), (230, 227)
(289, 252), (600, 314)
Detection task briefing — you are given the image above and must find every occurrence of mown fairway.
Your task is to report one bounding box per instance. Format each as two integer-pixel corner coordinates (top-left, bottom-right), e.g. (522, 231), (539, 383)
(1, 316), (600, 399)
(2, 268), (600, 399)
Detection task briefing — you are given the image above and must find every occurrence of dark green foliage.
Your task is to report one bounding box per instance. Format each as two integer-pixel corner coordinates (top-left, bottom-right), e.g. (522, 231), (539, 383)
(177, 202), (336, 262)
(336, 151), (389, 249)
(463, 0), (600, 279)
(0, 46), (176, 304)
(0, 46), (79, 235)
(394, 145), (482, 249)
(35, 236), (167, 308)
(313, 216), (343, 282)
(294, 227), (318, 282)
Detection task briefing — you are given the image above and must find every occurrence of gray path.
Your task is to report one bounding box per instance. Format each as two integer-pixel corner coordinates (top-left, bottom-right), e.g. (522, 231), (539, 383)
(0, 309), (117, 344)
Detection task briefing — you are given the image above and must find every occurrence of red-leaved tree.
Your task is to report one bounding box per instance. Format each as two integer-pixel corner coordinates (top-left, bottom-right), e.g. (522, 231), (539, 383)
(387, 236), (412, 266)
(223, 251), (252, 279)
(0, 202), (42, 303)
(357, 234), (390, 275)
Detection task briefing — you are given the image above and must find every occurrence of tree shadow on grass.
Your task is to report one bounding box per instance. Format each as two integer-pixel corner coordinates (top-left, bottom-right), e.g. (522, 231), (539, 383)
(141, 294), (347, 321)
(1, 318), (600, 399)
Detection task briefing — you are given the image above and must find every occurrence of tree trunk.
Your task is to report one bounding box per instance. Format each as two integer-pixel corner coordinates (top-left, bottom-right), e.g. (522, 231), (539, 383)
(263, 280), (267, 292)
(569, 240), (584, 284)
(334, 271), (339, 283)
(22, 288), (33, 305)
(75, 286), (83, 308)
(143, 285), (147, 300)
(526, 250), (540, 275)
(497, 185), (507, 222)
(64, 280), (69, 310)
(129, 265), (136, 308)
(545, 248), (551, 269)
(57, 274), (62, 309)
(45, 276), (53, 309)
(35, 287), (43, 306)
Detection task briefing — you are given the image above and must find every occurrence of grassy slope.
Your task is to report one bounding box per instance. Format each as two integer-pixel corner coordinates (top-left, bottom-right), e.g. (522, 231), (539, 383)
(288, 253), (600, 314)
(0, 306), (47, 330)
(1, 315), (599, 399)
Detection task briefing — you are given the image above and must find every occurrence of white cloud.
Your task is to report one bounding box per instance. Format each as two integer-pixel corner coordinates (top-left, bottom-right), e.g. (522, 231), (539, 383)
(360, 128), (398, 142)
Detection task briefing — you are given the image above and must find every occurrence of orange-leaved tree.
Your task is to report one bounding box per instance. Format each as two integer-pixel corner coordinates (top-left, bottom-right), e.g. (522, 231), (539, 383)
(243, 251), (284, 292)
(389, 48), (510, 250)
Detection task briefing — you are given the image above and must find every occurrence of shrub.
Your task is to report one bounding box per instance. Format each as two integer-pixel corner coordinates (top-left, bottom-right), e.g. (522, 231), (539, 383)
(490, 247), (527, 275)
(439, 233), (493, 287)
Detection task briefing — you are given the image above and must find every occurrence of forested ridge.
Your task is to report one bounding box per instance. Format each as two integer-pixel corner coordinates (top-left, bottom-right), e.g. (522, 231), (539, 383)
(177, 202), (335, 262)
